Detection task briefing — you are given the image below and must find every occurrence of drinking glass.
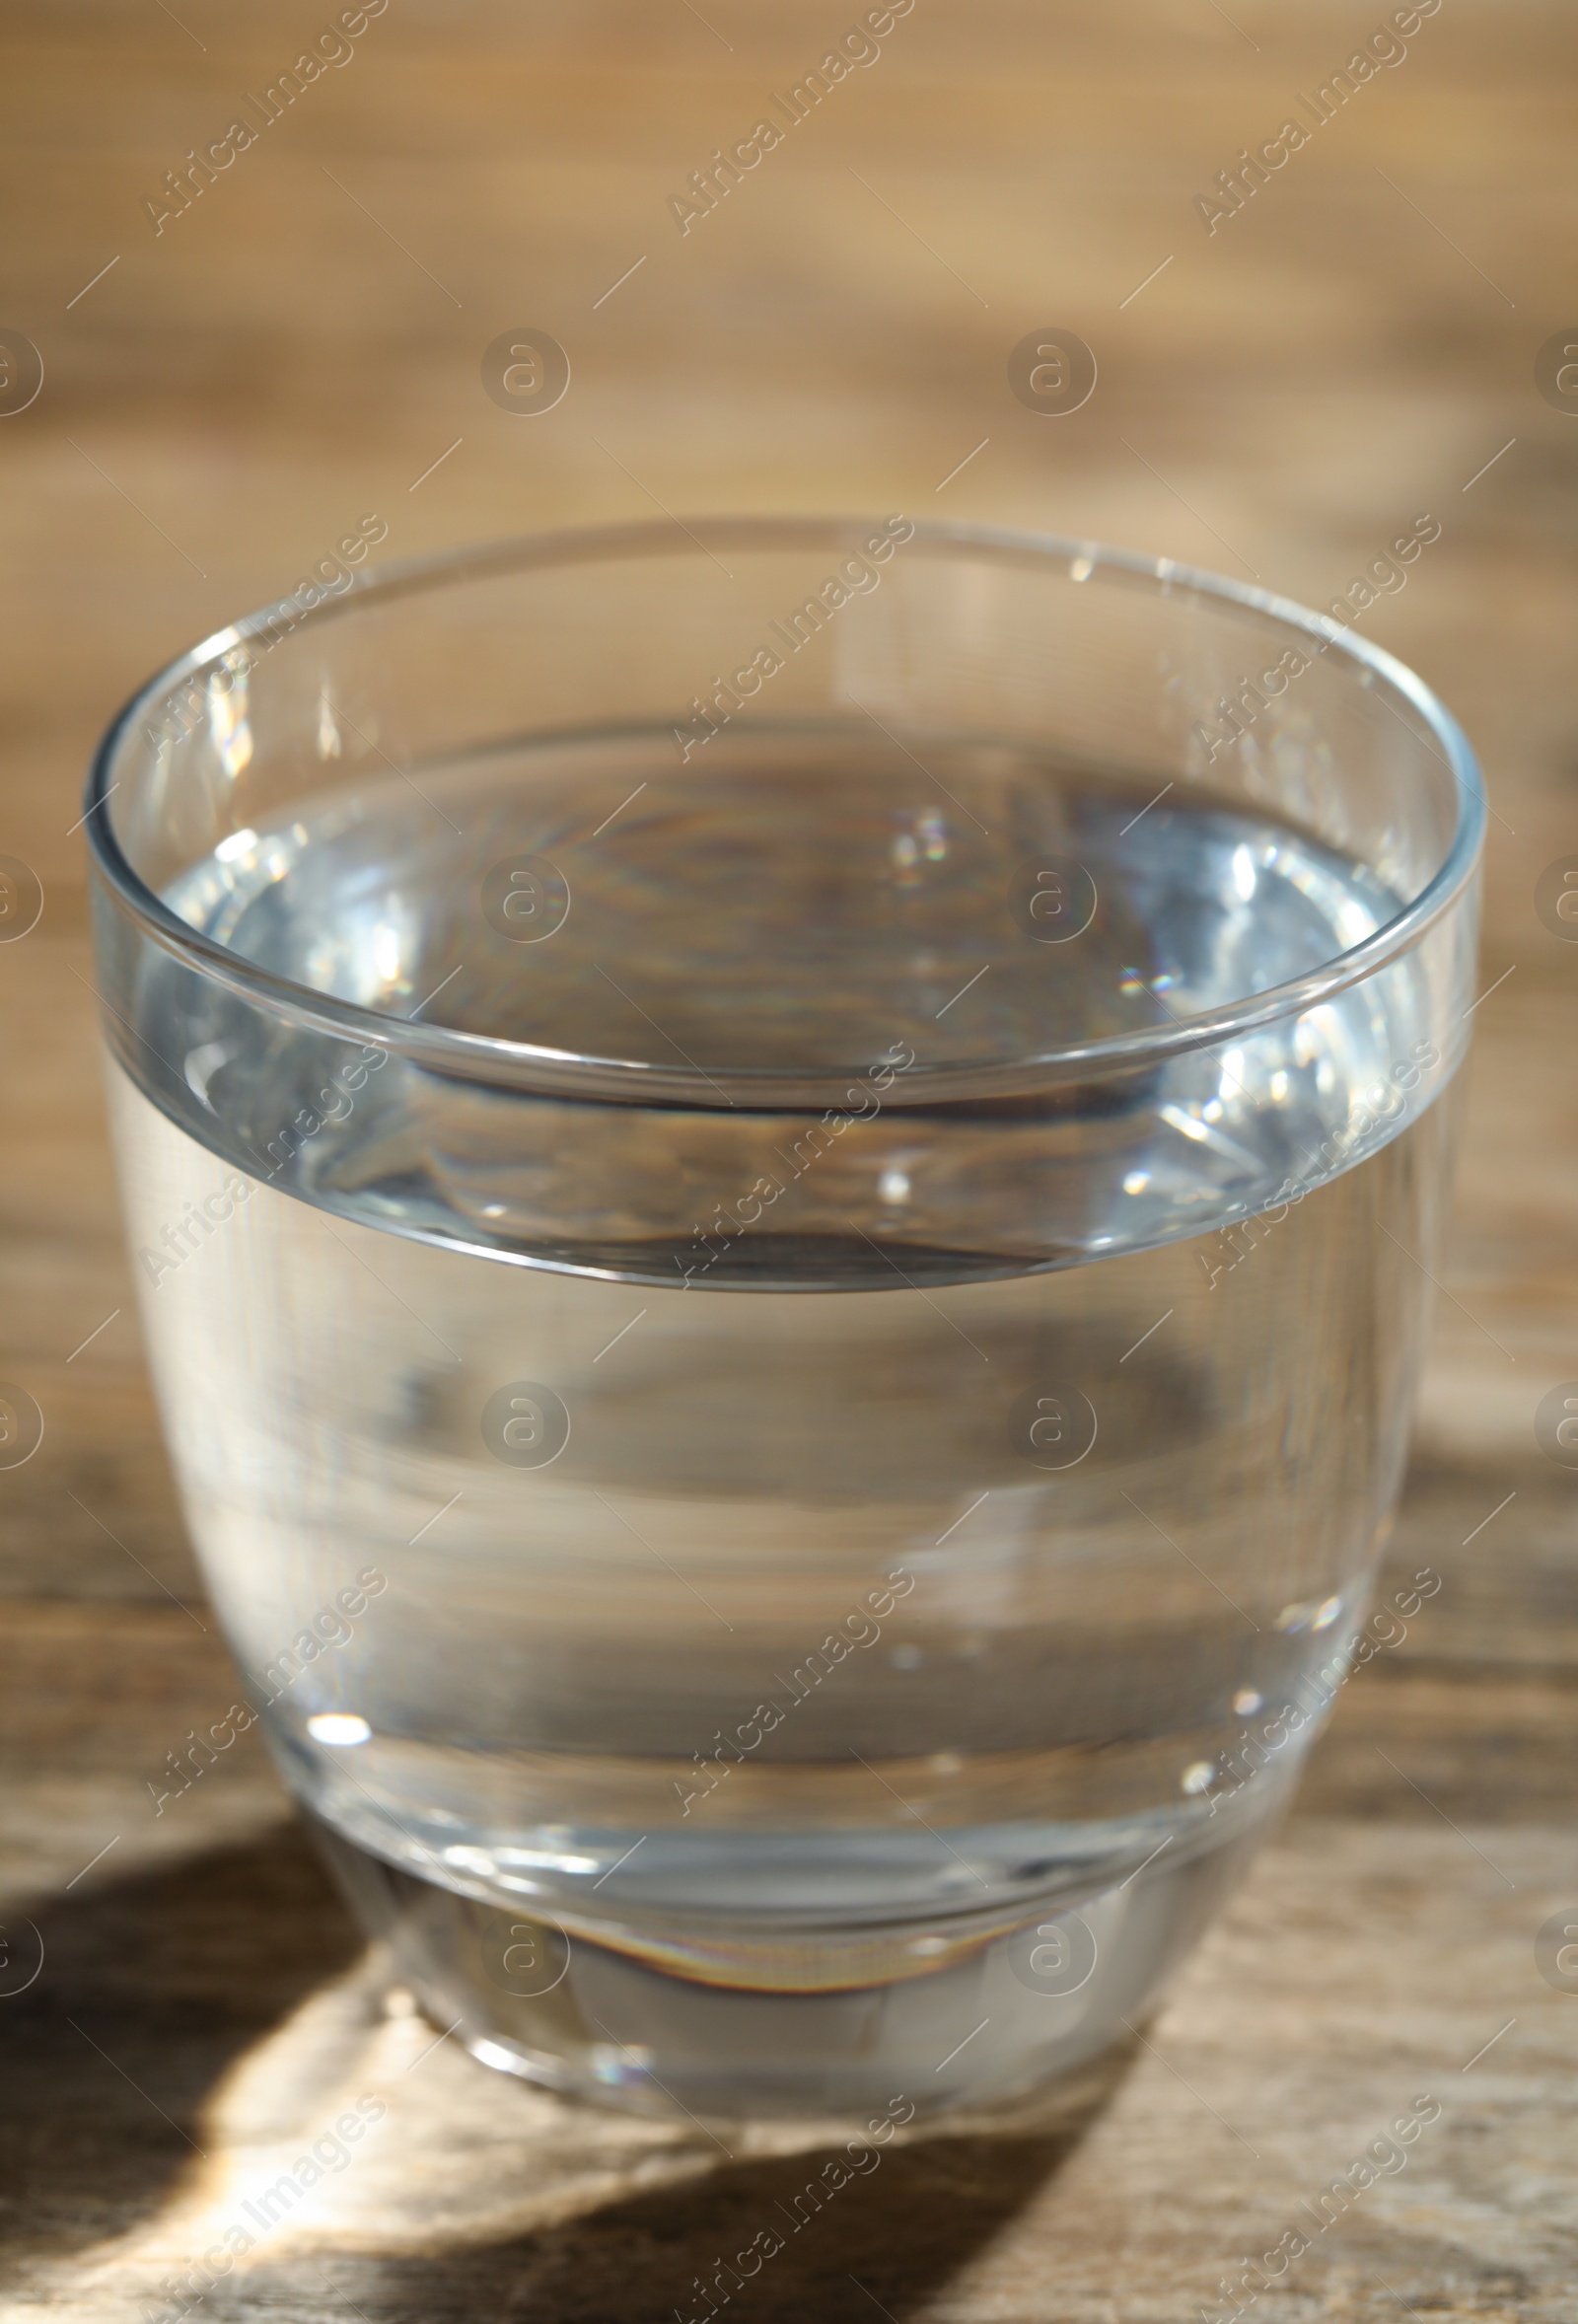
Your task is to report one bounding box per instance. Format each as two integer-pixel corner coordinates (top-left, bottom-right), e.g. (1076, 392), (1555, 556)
(85, 518), (1483, 2125)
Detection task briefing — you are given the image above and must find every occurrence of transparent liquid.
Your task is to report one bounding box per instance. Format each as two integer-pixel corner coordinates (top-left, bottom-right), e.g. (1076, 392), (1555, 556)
(111, 729), (1451, 2119)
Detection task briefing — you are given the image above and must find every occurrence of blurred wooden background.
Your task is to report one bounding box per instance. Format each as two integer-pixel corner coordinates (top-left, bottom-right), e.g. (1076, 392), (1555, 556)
(2, 1), (1577, 2317)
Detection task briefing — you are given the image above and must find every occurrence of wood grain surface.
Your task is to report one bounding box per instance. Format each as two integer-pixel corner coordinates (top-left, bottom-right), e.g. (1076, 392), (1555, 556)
(2, 1), (1576, 2317)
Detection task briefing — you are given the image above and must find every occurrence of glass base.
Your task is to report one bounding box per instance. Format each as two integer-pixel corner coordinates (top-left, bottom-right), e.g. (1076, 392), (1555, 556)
(305, 1804), (1274, 2126)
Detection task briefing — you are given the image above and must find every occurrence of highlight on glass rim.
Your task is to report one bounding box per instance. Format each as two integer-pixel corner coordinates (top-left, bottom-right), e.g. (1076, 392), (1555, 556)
(3, 5), (1564, 2316)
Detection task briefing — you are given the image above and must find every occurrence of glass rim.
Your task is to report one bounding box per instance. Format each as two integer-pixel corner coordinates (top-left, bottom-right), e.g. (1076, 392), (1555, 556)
(83, 515), (1487, 1110)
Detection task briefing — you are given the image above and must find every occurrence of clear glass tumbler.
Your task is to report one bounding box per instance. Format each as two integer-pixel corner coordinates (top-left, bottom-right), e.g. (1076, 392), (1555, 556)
(86, 518), (1483, 2126)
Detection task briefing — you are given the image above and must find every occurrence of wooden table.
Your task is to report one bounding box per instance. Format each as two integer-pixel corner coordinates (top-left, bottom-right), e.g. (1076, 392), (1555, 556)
(2, 2), (1575, 2315)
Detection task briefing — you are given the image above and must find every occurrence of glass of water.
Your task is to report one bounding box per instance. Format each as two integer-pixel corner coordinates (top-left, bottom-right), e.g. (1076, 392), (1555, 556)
(86, 519), (1482, 2125)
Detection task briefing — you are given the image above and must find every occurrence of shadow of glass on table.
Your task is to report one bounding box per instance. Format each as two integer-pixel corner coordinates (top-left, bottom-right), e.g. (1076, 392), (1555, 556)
(0, 1820), (1136, 2322)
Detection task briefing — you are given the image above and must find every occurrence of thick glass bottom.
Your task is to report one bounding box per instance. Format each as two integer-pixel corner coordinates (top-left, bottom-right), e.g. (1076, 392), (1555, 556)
(305, 1802), (1275, 2126)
